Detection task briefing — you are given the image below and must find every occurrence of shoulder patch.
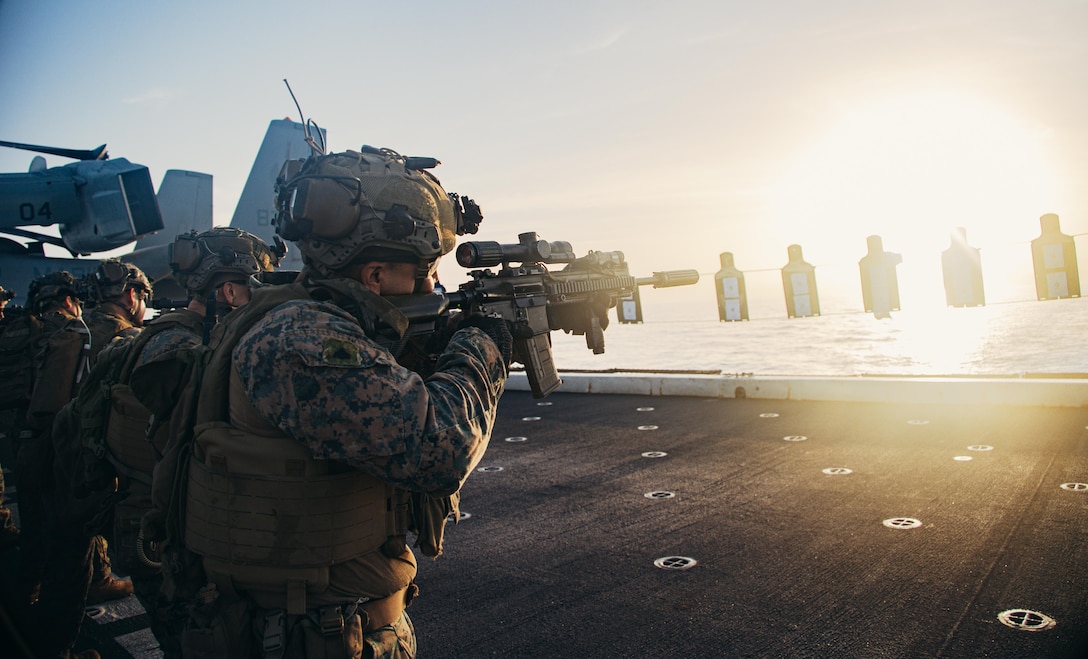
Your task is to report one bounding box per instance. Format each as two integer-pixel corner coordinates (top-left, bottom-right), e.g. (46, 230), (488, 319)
(322, 337), (363, 366)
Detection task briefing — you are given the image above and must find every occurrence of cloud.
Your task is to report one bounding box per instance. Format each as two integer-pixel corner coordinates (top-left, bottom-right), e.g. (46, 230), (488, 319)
(121, 87), (178, 106)
(576, 28), (626, 54)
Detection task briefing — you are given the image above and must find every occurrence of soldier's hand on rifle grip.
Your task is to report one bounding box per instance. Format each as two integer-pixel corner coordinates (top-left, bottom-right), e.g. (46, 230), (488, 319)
(590, 293), (611, 331)
(459, 314), (513, 368)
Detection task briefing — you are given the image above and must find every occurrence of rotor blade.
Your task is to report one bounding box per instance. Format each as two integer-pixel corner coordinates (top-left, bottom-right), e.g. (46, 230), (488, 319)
(0, 140), (108, 161)
(0, 227), (74, 254)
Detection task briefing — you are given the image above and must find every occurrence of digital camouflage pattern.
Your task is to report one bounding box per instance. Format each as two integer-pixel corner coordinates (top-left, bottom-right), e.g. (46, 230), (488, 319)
(364, 611), (417, 659)
(173, 280), (506, 654)
(135, 310), (206, 372)
(231, 297), (507, 497)
(129, 309), (206, 542)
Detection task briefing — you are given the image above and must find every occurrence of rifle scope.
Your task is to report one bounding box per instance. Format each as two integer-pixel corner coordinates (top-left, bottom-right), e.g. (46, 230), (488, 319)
(456, 232), (577, 268)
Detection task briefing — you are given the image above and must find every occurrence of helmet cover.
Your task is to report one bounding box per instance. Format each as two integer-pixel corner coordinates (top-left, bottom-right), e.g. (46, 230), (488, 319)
(169, 227), (280, 295)
(27, 271), (82, 313)
(88, 258), (152, 304)
(274, 149), (460, 276)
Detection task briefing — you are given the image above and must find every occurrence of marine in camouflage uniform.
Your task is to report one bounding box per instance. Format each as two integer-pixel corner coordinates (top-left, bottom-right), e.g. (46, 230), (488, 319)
(11, 272), (94, 659)
(17, 260), (153, 659)
(179, 148), (510, 659)
(55, 259), (155, 608)
(118, 228), (279, 658)
(83, 259), (153, 364)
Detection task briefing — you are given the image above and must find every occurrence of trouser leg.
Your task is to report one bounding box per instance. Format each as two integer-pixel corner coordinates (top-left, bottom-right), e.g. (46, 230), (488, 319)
(362, 611), (417, 659)
(0, 462), (19, 546)
(90, 534), (111, 581)
(15, 434), (53, 597)
(131, 572), (185, 659)
(26, 527), (95, 658)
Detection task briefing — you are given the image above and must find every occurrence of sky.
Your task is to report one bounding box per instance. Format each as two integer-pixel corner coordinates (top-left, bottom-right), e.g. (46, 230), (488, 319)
(2, 0), (1086, 313)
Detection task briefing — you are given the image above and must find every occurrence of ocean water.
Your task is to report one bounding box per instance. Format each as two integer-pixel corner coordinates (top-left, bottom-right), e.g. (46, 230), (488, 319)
(545, 281), (1088, 377)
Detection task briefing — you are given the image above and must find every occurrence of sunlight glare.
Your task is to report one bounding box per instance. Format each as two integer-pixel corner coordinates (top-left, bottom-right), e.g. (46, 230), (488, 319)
(768, 90), (1058, 304)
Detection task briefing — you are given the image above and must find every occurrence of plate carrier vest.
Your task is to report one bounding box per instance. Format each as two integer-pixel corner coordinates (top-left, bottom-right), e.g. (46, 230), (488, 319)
(183, 283), (413, 615)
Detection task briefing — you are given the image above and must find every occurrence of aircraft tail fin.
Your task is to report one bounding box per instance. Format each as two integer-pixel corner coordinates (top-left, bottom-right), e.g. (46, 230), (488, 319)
(128, 169), (213, 287)
(229, 119), (323, 270)
(135, 169), (213, 252)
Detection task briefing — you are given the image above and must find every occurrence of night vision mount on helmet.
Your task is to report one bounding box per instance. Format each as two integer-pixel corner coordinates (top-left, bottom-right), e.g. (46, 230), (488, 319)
(169, 227), (283, 296)
(273, 146), (482, 277)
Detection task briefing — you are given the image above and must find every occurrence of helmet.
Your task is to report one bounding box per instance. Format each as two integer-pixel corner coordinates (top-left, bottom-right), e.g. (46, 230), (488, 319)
(87, 259), (153, 304)
(273, 147), (481, 277)
(0, 285), (14, 302)
(26, 271), (82, 313)
(169, 228), (280, 296)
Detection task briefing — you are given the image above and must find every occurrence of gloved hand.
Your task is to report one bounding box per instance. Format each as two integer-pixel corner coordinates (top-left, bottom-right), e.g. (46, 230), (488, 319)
(546, 293), (612, 335)
(409, 490), (460, 558)
(589, 292), (611, 332)
(459, 314), (513, 367)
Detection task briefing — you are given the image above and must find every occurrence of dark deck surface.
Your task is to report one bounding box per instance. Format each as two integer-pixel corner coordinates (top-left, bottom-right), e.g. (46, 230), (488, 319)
(409, 392), (1088, 658)
(5, 390), (1088, 658)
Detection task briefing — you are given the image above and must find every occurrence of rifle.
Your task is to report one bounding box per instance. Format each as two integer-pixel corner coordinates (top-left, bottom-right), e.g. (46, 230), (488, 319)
(149, 298), (190, 312)
(388, 232), (699, 398)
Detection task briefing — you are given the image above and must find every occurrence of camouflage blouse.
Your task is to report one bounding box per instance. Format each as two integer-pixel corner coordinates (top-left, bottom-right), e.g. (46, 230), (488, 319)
(231, 298), (507, 496)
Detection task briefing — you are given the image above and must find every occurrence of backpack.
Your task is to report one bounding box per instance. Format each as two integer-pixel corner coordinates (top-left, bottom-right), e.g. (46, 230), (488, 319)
(135, 331), (212, 603)
(0, 310), (43, 410)
(74, 312), (202, 494)
(73, 334), (141, 494)
(30, 310), (203, 576)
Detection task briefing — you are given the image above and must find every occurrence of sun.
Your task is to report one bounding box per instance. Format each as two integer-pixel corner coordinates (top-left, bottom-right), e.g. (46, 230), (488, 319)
(768, 90), (1057, 304)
